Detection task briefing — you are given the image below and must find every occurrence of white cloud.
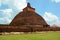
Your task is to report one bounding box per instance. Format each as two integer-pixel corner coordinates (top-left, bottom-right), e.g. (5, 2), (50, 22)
(0, 17), (12, 24)
(0, 9), (13, 24)
(51, 0), (60, 3)
(0, 0), (27, 11)
(3, 9), (13, 18)
(13, 0), (27, 10)
(43, 12), (60, 26)
(43, 12), (59, 22)
(0, 0), (27, 24)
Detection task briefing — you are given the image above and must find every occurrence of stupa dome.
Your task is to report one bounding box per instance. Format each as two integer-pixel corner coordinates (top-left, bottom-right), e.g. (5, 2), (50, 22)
(10, 3), (48, 26)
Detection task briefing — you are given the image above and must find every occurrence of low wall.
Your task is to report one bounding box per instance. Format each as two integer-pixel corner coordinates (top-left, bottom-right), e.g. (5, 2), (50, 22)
(0, 25), (60, 33)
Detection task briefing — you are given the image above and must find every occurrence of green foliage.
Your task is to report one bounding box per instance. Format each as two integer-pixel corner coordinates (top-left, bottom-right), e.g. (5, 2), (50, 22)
(0, 32), (60, 40)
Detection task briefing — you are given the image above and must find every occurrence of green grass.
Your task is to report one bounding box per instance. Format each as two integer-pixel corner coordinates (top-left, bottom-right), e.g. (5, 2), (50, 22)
(0, 31), (60, 40)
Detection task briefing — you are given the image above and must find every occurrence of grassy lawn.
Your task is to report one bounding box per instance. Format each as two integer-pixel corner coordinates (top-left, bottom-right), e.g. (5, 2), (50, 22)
(0, 31), (60, 40)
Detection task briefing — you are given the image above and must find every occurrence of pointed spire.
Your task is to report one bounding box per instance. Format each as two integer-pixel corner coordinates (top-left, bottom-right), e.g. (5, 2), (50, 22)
(27, 2), (30, 7)
(23, 2), (35, 12)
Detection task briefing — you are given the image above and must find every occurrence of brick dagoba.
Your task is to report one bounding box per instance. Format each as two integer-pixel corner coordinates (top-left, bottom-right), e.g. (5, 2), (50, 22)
(0, 3), (50, 32)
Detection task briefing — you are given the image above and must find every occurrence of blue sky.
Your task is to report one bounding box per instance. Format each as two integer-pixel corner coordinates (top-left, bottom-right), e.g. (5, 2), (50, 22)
(0, 0), (60, 26)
